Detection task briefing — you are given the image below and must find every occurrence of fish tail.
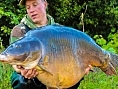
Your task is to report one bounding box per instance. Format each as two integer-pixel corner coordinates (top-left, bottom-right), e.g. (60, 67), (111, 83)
(101, 62), (117, 75)
(109, 52), (118, 69)
(101, 52), (118, 75)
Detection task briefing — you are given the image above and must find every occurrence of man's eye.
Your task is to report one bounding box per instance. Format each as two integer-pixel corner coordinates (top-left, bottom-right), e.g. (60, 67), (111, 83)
(33, 2), (38, 6)
(26, 6), (30, 9)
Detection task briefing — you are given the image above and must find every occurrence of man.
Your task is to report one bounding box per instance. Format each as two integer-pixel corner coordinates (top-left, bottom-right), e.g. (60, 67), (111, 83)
(10, 0), (92, 89)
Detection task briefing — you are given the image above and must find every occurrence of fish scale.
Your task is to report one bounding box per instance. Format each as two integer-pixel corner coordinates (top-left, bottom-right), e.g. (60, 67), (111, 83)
(0, 24), (118, 89)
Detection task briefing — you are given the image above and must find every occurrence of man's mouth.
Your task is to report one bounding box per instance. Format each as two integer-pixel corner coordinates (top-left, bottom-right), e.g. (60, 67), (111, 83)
(31, 14), (37, 19)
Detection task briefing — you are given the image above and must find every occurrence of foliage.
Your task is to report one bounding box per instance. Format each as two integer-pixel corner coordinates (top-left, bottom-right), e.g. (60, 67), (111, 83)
(78, 69), (118, 89)
(0, 63), (13, 89)
(94, 28), (118, 54)
(48, 0), (118, 38)
(83, 0), (118, 37)
(0, 0), (25, 47)
(0, 37), (4, 52)
(0, 0), (118, 46)
(0, 39), (13, 89)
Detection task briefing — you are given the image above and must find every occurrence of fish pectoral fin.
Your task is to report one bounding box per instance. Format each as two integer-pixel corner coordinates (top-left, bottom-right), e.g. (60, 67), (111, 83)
(38, 55), (53, 75)
(43, 55), (49, 65)
(38, 63), (53, 76)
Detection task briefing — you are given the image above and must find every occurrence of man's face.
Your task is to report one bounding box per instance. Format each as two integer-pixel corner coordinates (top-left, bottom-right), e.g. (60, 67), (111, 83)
(26, 0), (47, 24)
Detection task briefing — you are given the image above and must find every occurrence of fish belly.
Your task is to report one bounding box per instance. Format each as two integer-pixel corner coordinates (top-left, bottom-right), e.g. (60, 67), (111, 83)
(36, 55), (85, 88)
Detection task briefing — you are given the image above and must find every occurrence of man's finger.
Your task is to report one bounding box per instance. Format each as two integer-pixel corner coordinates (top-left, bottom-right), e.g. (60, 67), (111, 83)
(85, 65), (92, 75)
(17, 65), (24, 69)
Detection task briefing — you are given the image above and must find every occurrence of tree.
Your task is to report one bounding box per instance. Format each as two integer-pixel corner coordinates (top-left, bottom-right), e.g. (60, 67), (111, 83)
(0, 0), (118, 47)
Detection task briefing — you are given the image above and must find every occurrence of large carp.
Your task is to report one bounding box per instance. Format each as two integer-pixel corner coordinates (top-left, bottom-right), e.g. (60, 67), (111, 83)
(0, 24), (118, 89)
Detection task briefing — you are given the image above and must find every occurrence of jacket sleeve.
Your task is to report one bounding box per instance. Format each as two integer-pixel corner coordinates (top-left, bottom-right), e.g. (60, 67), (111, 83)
(9, 24), (27, 44)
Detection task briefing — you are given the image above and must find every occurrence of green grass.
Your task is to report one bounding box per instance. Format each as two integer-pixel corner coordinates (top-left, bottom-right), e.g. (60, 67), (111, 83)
(0, 63), (13, 89)
(0, 64), (118, 89)
(78, 68), (118, 89)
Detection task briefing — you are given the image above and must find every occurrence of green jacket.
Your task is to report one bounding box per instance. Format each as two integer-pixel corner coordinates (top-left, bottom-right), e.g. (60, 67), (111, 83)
(10, 14), (55, 44)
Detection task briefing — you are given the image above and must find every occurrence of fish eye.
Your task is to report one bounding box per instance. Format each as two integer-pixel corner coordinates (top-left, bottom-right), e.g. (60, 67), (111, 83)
(12, 44), (21, 48)
(15, 45), (21, 48)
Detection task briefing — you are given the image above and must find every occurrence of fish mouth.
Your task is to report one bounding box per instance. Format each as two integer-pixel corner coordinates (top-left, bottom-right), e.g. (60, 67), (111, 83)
(0, 54), (14, 64)
(0, 54), (9, 63)
(0, 51), (30, 64)
(0, 54), (27, 66)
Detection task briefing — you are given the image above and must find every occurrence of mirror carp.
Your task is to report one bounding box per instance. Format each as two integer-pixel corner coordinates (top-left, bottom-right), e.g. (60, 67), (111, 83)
(0, 24), (118, 89)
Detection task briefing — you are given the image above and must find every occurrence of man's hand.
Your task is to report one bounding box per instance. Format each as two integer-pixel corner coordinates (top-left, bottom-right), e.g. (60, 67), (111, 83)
(85, 65), (93, 75)
(17, 65), (39, 79)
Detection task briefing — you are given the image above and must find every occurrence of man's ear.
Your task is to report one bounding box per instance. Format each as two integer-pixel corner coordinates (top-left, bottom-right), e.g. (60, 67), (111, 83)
(44, 1), (48, 9)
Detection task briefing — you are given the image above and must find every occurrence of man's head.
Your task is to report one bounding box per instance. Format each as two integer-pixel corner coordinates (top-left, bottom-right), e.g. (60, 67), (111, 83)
(20, 0), (48, 26)
(19, 0), (46, 6)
